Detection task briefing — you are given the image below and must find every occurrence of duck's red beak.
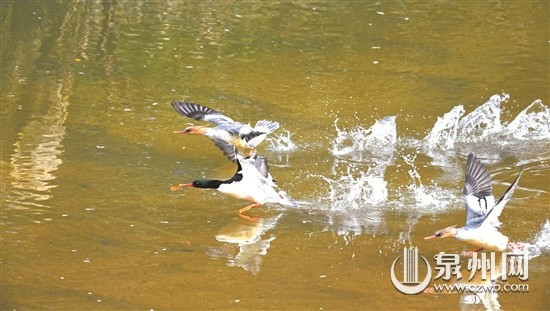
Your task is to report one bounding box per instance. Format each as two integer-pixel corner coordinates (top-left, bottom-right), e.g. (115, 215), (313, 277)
(170, 183), (193, 191)
(173, 130), (186, 134)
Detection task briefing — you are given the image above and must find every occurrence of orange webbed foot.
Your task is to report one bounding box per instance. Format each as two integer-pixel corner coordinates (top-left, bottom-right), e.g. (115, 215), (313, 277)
(462, 247), (483, 257)
(238, 203), (262, 222)
(508, 241), (525, 250)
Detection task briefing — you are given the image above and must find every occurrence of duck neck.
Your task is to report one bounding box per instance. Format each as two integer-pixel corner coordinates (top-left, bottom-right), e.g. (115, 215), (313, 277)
(193, 161), (244, 189)
(193, 179), (224, 189)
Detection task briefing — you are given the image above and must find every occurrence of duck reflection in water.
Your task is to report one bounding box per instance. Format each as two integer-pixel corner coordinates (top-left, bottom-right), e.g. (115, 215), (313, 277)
(206, 213), (284, 275)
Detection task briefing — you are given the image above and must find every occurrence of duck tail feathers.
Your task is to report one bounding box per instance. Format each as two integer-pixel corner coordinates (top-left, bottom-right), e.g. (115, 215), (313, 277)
(254, 120), (280, 133)
(278, 191), (298, 207)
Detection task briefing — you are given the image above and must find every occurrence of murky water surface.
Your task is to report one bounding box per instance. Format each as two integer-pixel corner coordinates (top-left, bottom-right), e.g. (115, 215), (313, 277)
(1, 1), (549, 310)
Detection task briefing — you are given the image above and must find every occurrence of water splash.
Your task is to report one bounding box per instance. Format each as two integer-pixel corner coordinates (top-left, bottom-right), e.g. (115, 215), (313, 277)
(423, 94), (549, 154)
(456, 93), (507, 142)
(306, 116), (398, 236)
(534, 219), (550, 250)
(508, 220), (550, 260)
(423, 105), (465, 150)
(308, 167), (387, 236)
(317, 166), (388, 210)
(423, 94), (508, 150)
(332, 116), (397, 162)
(309, 94), (547, 237)
(325, 212), (385, 237)
(526, 219), (550, 258)
(319, 116), (398, 210)
(266, 130), (297, 152)
(505, 100), (550, 140)
(400, 154), (461, 211)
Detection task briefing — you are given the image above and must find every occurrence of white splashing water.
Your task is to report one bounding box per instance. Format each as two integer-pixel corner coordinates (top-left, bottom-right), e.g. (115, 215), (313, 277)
(318, 166), (388, 209)
(308, 116), (398, 235)
(424, 94), (509, 149)
(530, 219), (550, 257)
(423, 94), (550, 151)
(320, 116), (397, 209)
(505, 100), (550, 140)
(310, 94), (548, 237)
(423, 105), (465, 150)
(509, 219), (550, 259)
(267, 130), (297, 152)
(456, 93), (507, 142)
(332, 116), (397, 162)
(400, 154), (461, 211)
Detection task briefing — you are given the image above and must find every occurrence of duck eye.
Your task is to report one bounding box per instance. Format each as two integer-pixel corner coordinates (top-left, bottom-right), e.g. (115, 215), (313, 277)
(435, 232), (442, 237)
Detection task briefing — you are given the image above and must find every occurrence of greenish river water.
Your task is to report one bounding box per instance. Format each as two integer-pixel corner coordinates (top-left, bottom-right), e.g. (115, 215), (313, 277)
(1, 1), (549, 310)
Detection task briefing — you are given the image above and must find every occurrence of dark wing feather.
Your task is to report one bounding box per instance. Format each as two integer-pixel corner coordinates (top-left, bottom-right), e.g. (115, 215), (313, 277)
(463, 153), (492, 198)
(239, 120), (279, 147)
(254, 120), (280, 133)
(495, 166), (524, 206)
(171, 101), (234, 125)
(251, 155), (270, 178)
(240, 131), (260, 143)
(482, 166), (525, 226)
(212, 139), (238, 163)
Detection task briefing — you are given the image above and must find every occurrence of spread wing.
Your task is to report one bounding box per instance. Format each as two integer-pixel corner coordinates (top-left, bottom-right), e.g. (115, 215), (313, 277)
(240, 120), (280, 147)
(463, 153), (495, 227)
(212, 139), (238, 163)
(463, 153), (492, 198)
(250, 155), (270, 178)
(172, 101), (235, 125)
(482, 166), (524, 226)
(238, 154), (277, 187)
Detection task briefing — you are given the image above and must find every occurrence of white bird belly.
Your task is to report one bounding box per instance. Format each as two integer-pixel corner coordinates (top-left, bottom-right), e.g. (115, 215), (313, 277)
(456, 227), (509, 251)
(218, 180), (281, 205)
